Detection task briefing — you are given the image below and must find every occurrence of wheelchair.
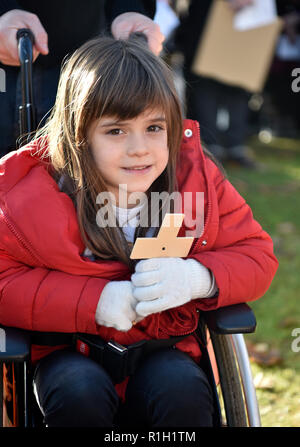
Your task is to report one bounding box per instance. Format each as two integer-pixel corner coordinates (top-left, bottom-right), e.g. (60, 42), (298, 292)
(0, 303), (261, 428)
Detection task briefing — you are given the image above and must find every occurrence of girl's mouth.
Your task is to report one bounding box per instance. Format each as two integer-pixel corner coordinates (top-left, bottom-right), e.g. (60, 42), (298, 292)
(122, 165), (152, 174)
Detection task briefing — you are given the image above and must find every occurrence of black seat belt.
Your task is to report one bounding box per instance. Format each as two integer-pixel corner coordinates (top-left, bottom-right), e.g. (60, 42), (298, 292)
(30, 331), (192, 384)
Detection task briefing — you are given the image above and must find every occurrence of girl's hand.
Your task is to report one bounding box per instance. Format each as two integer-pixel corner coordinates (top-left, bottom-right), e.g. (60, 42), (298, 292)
(96, 280), (141, 331)
(131, 257), (216, 317)
(111, 12), (165, 55)
(227, 0), (254, 12)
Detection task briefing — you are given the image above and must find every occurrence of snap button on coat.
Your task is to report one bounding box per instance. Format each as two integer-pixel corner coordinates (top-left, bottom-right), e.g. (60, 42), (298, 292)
(184, 129), (193, 138)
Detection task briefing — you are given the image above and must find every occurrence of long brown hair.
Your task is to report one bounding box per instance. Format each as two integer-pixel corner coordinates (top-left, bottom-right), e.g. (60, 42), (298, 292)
(35, 34), (184, 270)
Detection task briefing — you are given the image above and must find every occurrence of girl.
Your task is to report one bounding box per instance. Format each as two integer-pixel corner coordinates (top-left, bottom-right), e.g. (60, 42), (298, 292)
(0, 34), (278, 427)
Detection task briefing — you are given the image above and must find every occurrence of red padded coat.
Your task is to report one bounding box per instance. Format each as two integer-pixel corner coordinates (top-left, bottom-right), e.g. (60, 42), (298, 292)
(0, 119), (278, 401)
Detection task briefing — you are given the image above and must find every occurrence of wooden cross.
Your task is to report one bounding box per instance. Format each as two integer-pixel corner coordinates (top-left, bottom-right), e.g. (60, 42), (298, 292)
(130, 213), (194, 259)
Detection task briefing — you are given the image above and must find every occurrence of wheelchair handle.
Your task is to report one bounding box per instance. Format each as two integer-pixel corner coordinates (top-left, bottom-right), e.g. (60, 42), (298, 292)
(17, 28), (35, 64)
(16, 28), (36, 138)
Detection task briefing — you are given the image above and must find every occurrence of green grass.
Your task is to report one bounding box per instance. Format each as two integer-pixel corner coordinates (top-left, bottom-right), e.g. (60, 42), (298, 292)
(225, 136), (300, 427)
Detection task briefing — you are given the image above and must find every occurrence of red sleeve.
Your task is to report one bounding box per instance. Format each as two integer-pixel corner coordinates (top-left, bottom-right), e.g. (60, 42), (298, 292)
(0, 254), (109, 334)
(188, 162), (278, 311)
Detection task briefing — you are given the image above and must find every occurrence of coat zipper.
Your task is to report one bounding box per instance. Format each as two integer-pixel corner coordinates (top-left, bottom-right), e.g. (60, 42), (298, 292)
(189, 121), (213, 255)
(158, 122), (214, 338)
(0, 206), (46, 267)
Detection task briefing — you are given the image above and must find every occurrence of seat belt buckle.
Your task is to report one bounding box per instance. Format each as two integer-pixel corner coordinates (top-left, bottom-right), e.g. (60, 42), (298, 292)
(104, 340), (128, 383)
(76, 338), (90, 357)
(107, 340), (128, 353)
(74, 333), (105, 364)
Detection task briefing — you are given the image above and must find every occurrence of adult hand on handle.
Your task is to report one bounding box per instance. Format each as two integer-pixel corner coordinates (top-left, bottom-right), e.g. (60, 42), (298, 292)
(111, 12), (165, 55)
(0, 9), (48, 66)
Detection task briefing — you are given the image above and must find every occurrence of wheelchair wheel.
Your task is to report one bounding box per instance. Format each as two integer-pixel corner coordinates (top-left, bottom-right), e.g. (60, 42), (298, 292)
(209, 331), (248, 427)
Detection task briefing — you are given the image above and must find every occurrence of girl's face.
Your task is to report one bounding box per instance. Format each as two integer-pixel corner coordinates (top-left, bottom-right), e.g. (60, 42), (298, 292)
(88, 109), (169, 207)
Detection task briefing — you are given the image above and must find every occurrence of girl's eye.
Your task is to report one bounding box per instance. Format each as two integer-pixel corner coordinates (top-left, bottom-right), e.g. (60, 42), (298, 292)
(148, 125), (164, 133)
(107, 128), (124, 136)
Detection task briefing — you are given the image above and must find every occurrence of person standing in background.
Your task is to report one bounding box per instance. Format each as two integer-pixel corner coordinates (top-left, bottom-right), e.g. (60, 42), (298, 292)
(174, 0), (259, 168)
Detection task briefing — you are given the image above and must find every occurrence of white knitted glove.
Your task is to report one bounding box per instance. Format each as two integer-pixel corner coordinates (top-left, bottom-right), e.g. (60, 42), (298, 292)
(95, 281), (140, 332)
(131, 257), (217, 317)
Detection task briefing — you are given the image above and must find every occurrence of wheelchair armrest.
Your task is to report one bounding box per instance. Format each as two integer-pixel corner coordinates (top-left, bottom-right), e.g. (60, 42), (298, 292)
(202, 303), (257, 334)
(0, 326), (31, 362)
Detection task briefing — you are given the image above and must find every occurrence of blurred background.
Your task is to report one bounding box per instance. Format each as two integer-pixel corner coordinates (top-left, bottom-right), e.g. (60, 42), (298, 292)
(155, 0), (300, 427)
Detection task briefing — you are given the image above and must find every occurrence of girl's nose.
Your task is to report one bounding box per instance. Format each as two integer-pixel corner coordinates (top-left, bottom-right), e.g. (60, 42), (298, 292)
(126, 134), (149, 157)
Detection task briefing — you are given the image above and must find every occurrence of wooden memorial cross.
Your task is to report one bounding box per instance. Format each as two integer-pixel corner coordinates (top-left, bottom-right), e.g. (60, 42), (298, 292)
(130, 213), (194, 259)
